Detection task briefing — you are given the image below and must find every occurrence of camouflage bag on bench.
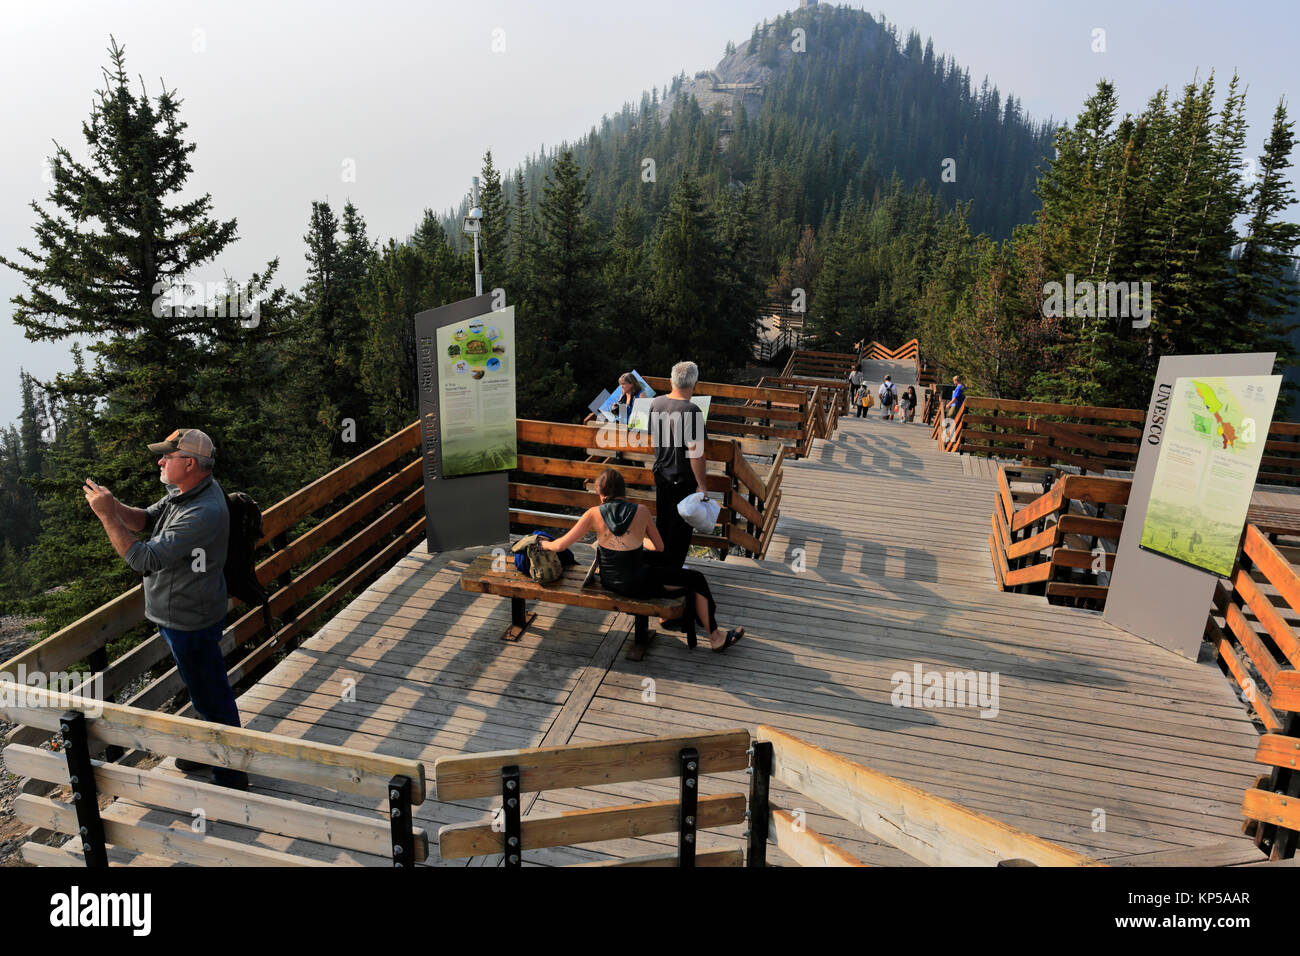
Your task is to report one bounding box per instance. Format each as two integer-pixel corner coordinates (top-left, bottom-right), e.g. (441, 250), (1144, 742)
(511, 532), (565, 585)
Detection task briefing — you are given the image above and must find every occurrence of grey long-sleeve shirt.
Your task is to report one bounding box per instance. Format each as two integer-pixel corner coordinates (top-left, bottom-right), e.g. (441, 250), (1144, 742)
(124, 475), (229, 631)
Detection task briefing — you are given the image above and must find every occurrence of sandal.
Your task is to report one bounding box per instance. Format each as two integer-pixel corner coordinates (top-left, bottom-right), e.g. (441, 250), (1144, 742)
(711, 627), (745, 653)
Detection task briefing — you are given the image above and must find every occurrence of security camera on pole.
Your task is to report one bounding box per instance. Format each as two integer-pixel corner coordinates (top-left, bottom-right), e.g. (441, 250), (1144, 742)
(463, 176), (483, 296)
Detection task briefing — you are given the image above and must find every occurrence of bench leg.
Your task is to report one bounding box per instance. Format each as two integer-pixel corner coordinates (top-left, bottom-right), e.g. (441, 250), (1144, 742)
(685, 612), (697, 650)
(625, 614), (656, 661)
(504, 597), (535, 642)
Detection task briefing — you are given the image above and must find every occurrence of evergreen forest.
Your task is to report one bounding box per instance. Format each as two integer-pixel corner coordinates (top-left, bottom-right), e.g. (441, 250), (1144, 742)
(1, 4), (1297, 639)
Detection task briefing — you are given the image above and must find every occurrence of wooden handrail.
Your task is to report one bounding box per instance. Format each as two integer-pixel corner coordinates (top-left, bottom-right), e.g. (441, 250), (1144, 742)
(0, 686), (427, 802)
(757, 725), (1100, 866)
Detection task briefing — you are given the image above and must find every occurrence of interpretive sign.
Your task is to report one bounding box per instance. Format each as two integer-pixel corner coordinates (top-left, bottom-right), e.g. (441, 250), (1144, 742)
(435, 306), (517, 477)
(1104, 352), (1276, 659)
(413, 293), (509, 553)
(1138, 375), (1280, 577)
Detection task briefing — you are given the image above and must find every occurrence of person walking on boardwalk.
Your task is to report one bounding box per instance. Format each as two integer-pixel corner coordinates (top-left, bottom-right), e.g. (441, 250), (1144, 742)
(854, 381), (873, 418)
(648, 361), (709, 571)
(83, 428), (249, 790)
(900, 385), (918, 422)
(540, 468), (744, 652)
(879, 375), (897, 421)
(946, 375), (965, 416)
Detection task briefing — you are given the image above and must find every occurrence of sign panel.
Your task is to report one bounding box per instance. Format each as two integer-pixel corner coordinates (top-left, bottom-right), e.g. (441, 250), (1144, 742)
(1138, 375), (1280, 577)
(413, 293), (509, 554)
(1104, 352), (1275, 659)
(435, 306), (517, 477)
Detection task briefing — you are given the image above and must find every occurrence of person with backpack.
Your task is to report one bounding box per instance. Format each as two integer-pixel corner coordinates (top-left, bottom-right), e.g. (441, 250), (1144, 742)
(879, 376), (897, 421)
(82, 428), (249, 790)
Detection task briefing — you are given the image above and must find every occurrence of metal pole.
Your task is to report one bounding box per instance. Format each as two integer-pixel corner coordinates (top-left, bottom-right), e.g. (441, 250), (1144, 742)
(474, 230), (483, 297)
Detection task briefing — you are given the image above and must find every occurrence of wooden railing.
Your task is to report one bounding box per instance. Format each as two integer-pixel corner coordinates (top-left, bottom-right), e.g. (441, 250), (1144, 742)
(639, 376), (816, 458)
(513, 419), (783, 559)
(430, 725), (1097, 867)
(3, 423), (425, 745)
(1, 687), (427, 866)
(780, 348), (858, 382)
(756, 726), (1099, 867)
(988, 466), (1130, 608)
(932, 397), (965, 452)
(754, 324), (804, 364)
(953, 398), (1145, 473)
(1206, 525), (1300, 859)
(760, 376), (848, 433)
(946, 397), (1300, 484)
(1209, 525), (1300, 736)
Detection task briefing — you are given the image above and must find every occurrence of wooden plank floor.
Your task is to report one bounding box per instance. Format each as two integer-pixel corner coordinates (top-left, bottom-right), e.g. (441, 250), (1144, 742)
(111, 414), (1264, 866)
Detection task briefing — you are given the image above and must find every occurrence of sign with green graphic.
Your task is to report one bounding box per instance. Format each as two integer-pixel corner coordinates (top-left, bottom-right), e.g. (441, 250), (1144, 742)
(434, 306), (517, 477)
(1138, 374), (1280, 577)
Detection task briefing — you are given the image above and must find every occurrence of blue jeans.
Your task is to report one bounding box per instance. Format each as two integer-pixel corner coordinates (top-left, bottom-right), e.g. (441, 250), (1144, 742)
(160, 621), (246, 786)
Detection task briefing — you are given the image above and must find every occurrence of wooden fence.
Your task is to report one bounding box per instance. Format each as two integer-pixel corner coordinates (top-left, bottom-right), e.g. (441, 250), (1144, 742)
(780, 348), (858, 383)
(862, 338), (926, 388)
(987, 466), (1130, 608)
(1, 687), (427, 866)
(1205, 525), (1300, 859)
(430, 725), (1098, 867)
(639, 376), (817, 458)
(760, 376), (847, 434)
(3, 424), (426, 745)
(943, 397), (1300, 484)
(513, 418), (783, 559)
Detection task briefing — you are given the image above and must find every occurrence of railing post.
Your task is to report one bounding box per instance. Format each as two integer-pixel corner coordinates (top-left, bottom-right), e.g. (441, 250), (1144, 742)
(60, 710), (108, 869)
(746, 740), (772, 867)
(678, 747), (699, 867)
(501, 765), (522, 868)
(388, 774), (414, 868)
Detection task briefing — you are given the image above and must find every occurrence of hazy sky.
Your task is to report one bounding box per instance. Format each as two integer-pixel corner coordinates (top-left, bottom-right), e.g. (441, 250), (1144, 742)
(2, 0), (1297, 428)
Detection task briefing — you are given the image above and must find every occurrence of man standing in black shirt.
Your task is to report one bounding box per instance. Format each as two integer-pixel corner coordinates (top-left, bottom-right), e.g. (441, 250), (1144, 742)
(649, 361), (708, 570)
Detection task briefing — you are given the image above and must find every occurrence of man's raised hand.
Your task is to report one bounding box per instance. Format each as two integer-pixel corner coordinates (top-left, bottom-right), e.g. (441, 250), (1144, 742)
(83, 478), (118, 519)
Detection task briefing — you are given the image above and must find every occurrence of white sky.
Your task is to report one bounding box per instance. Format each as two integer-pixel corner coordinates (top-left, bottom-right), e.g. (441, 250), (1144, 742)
(1, 0), (1297, 427)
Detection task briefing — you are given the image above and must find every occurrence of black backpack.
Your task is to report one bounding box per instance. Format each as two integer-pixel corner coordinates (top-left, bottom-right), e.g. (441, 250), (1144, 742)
(225, 492), (273, 631)
(882, 383), (895, 405)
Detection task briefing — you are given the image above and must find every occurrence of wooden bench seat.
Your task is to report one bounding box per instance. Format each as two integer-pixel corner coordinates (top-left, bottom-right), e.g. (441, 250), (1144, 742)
(459, 553), (695, 660)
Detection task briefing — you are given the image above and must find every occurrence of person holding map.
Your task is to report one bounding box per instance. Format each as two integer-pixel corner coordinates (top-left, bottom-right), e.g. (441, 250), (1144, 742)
(614, 372), (642, 422)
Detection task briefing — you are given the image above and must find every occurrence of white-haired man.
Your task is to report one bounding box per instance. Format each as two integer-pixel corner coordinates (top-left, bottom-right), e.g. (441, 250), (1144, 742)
(648, 361), (708, 571)
(83, 428), (248, 790)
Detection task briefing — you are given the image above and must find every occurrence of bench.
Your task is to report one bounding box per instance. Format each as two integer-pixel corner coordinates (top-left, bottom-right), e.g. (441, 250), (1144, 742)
(459, 552), (696, 660)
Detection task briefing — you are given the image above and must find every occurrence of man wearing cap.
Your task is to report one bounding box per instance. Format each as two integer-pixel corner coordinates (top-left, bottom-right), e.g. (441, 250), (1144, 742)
(83, 428), (248, 790)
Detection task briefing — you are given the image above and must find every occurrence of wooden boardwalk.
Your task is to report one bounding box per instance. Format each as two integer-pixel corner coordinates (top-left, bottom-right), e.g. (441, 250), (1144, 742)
(199, 413), (1262, 866)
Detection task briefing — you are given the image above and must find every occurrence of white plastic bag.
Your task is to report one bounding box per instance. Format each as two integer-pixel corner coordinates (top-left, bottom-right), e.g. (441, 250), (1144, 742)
(677, 492), (721, 532)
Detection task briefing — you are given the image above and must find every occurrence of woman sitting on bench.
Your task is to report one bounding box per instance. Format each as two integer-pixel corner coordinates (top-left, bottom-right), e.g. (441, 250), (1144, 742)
(540, 468), (744, 652)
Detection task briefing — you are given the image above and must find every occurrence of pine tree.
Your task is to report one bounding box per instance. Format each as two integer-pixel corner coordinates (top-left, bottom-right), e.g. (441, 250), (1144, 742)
(0, 38), (240, 504)
(1233, 100), (1300, 379)
(525, 149), (605, 417)
(0, 38), (246, 628)
(479, 150), (509, 290)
